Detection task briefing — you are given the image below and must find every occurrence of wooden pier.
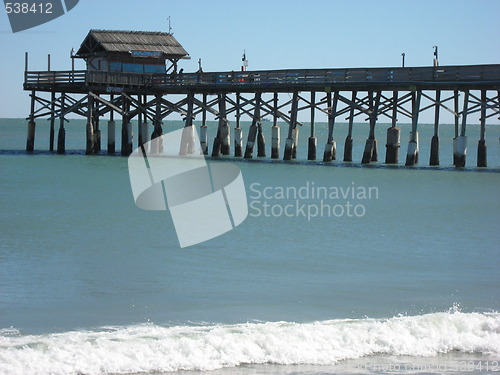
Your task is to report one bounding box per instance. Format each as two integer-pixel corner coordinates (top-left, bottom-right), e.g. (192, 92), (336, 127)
(23, 30), (500, 167)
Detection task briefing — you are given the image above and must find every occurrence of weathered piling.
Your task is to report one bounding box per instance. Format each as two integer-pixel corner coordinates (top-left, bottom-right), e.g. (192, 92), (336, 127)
(405, 91), (421, 166)
(151, 94), (163, 154)
(284, 91), (299, 160)
(291, 127), (299, 159)
(429, 91), (440, 166)
(86, 94), (95, 155)
(271, 93), (280, 159)
(49, 92), (55, 151)
(26, 91), (36, 152)
(200, 94), (208, 155)
(453, 90), (459, 166)
(180, 93), (195, 155)
(343, 91), (356, 162)
(257, 123), (266, 157)
(361, 91), (381, 164)
(385, 91), (400, 164)
(244, 93), (261, 158)
(454, 90), (469, 167)
(477, 89), (487, 167)
(121, 95), (132, 156)
(234, 94), (242, 157)
(212, 94), (226, 157)
(323, 91), (338, 162)
(57, 93), (65, 154)
(308, 91), (317, 160)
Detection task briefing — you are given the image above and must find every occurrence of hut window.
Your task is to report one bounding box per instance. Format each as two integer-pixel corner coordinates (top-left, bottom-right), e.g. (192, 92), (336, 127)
(144, 64), (165, 74)
(123, 63), (144, 73)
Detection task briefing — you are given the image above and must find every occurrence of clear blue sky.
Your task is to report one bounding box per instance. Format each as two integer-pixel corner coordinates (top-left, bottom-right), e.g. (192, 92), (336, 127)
(0, 0), (499, 120)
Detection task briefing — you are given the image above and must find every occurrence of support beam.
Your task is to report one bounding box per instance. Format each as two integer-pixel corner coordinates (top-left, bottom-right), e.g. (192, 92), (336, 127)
(308, 91), (317, 160)
(271, 93), (280, 159)
(121, 94), (132, 156)
(430, 90), (440, 166)
(343, 91), (356, 162)
(86, 94), (95, 155)
(405, 90), (421, 166)
(49, 92), (55, 151)
(26, 90), (36, 152)
(180, 93), (195, 155)
(453, 90), (459, 165)
(200, 94), (208, 155)
(385, 91), (400, 164)
(454, 90), (469, 167)
(323, 91), (338, 162)
(362, 91), (381, 164)
(284, 91), (299, 160)
(477, 89), (487, 167)
(244, 93), (262, 159)
(212, 93), (226, 157)
(151, 94), (163, 154)
(234, 93), (242, 157)
(57, 94), (65, 154)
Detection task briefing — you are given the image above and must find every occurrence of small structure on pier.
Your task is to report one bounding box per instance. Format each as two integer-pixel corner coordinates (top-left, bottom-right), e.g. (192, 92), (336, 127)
(75, 29), (189, 74)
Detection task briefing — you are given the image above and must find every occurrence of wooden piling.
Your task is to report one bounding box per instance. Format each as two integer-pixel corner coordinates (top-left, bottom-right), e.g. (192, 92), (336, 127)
(200, 94), (208, 155)
(343, 91), (356, 162)
(385, 91), (400, 164)
(257, 122), (266, 157)
(453, 90), (459, 165)
(212, 94), (226, 157)
(26, 90), (36, 152)
(405, 91), (421, 166)
(323, 91), (338, 162)
(234, 93), (242, 157)
(57, 93), (65, 154)
(429, 90), (441, 166)
(180, 93), (195, 155)
(362, 91), (381, 164)
(284, 91), (299, 160)
(86, 94), (95, 155)
(477, 89), (487, 167)
(151, 94), (163, 153)
(454, 90), (469, 167)
(49, 92), (55, 151)
(121, 94), (132, 156)
(308, 91), (317, 160)
(271, 93), (280, 159)
(244, 93), (262, 159)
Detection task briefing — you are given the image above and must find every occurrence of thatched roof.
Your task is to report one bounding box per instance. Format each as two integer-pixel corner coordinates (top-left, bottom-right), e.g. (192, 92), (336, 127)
(76, 29), (189, 59)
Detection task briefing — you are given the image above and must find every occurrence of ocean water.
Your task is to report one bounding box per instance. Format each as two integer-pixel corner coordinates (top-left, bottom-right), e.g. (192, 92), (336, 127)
(0, 118), (499, 375)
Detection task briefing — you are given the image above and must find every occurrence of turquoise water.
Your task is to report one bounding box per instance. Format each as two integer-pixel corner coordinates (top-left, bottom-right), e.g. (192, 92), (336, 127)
(0, 119), (499, 374)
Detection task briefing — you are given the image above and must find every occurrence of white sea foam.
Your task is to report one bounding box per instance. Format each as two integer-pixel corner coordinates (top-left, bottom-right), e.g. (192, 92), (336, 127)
(0, 312), (499, 375)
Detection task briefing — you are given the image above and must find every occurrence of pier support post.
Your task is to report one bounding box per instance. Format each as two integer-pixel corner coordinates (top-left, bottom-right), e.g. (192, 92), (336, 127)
(244, 93), (262, 158)
(453, 90), (459, 165)
(454, 90), (469, 167)
(430, 91), (441, 166)
(323, 91), (338, 162)
(257, 123), (266, 157)
(151, 94), (163, 154)
(308, 91), (316, 160)
(57, 94), (65, 154)
(362, 91), (381, 164)
(385, 92), (400, 164)
(343, 91), (356, 162)
(121, 95), (132, 156)
(271, 93), (280, 159)
(108, 120), (115, 154)
(385, 127), (400, 164)
(26, 91), (36, 152)
(86, 94), (95, 155)
(49, 92), (55, 151)
(405, 91), (421, 166)
(292, 127), (299, 159)
(477, 90), (487, 167)
(200, 94), (208, 155)
(284, 91), (299, 160)
(180, 93), (195, 155)
(234, 93), (242, 157)
(212, 94), (227, 157)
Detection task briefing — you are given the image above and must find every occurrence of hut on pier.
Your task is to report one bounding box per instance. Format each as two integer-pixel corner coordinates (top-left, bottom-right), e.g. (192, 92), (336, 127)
(75, 29), (190, 74)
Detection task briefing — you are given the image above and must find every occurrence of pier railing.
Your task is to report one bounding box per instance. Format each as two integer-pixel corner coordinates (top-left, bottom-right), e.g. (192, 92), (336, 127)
(24, 64), (500, 92)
